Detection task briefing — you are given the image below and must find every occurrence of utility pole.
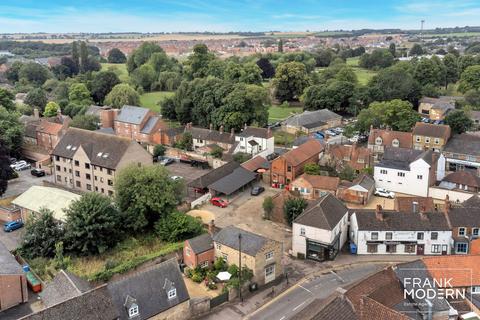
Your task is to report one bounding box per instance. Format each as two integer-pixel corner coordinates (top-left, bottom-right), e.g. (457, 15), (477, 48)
(420, 20), (425, 39)
(238, 233), (243, 302)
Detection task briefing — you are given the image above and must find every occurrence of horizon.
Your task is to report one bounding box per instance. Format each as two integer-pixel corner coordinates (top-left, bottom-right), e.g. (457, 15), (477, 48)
(2, 0), (480, 33)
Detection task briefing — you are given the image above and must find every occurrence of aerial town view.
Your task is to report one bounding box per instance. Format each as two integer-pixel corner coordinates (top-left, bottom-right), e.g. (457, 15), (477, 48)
(2, 1), (480, 320)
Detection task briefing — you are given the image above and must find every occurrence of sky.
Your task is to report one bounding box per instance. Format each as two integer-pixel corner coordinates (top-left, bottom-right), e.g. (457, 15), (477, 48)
(1, 0), (480, 33)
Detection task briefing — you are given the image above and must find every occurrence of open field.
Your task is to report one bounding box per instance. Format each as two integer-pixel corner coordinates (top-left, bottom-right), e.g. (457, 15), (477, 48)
(346, 57), (360, 66)
(139, 91), (174, 113)
(423, 32), (480, 38)
(268, 105), (303, 122)
(100, 63), (129, 82)
(354, 68), (377, 85)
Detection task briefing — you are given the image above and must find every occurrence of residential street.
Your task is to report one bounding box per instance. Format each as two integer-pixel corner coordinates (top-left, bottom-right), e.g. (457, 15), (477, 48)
(246, 263), (385, 320)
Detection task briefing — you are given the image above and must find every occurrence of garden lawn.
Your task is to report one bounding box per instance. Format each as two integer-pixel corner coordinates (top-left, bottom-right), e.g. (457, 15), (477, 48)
(139, 91), (175, 113)
(100, 63), (129, 82)
(354, 68), (377, 85)
(268, 105), (302, 123)
(346, 57), (360, 67)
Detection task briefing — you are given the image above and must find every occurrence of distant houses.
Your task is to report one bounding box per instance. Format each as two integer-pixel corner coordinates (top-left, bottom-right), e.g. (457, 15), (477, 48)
(281, 109), (342, 134)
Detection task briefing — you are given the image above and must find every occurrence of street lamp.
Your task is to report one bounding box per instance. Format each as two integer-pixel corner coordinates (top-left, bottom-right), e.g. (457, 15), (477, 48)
(238, 233), (243, 302)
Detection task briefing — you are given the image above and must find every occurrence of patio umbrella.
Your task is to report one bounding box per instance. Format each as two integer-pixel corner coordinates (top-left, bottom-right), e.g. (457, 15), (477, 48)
(216, 271), (232, 281)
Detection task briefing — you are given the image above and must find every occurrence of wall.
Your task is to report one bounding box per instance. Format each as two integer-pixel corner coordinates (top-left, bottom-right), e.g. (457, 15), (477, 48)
(428, 187), (475, 203)
(150, 300), (190, 320)
(191, 193), (212, 209)
(0, 274), (28, 311)
(183, 241), (215, 268)
(0, 206), (21, 222)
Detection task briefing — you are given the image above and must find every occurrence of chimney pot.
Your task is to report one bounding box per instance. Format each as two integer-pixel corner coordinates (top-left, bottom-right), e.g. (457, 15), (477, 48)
(208, 220), (215, 235)
(230, 128), (235, 137)
(375, 204), (383, 221)
(33, 108), (39, 119)
(220, 125), (224, 134)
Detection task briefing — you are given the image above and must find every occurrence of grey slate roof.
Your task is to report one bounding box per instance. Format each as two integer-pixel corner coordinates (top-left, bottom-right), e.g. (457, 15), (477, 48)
(95, 127), (115, 135)
(294, 194), (348, 231)
(40, 270), (91, 307)
(354, 210), (451, 231)
(187, 233), (214, 254)
(0, 240), (23, 275)
(21, 285), (118, 320)
(140, 116), (159, 134)
(52, 128), (135, 169)
(188, 126), (235, 145)
(284, 109), (341, 128)
(107, 258), (189, 320)
(188, 161), (240, 189)
(378, 147), (430, 171)
(444, 133), (480, 157)
(352, 174), (375, 191)
(208, 167), (257, 195)
(213, 226), (269, 256)
(116, 105), (150, 125)
(237, 126), (272, 139)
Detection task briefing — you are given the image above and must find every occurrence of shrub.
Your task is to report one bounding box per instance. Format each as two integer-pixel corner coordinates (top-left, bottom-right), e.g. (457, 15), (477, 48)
(154, 212), (204, 242)
(213, 257), (227, 272)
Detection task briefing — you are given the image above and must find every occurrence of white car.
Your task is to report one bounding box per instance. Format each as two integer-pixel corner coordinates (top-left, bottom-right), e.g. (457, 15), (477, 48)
(348, 135), (359, 143)
(10, 160), (27, 169)
(170, 176), (183, 181)
(374, 188), (395, 199)
(325, 129), (337, 136)
(333, 127), (344, 134)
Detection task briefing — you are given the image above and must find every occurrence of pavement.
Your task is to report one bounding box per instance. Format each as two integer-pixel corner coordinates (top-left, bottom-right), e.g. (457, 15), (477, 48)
(162, 161), (212, 200)
(1, 170), (52, 199)
(0, 226), (24, 251)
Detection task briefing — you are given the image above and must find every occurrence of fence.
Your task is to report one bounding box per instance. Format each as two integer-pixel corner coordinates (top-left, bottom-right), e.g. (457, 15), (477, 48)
(209, 291), (229, 309)
(428, 186), (476, 203)
(190, 193), (212, 209)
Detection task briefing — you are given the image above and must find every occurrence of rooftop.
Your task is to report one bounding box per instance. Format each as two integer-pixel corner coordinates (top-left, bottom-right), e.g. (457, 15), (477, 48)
(116, 105), (150, 125)
(40, 270), (91, 307)
(444, 133), (480, 157)
(280, 139), (323, 166)
(294, 193), (348, 231)
(368, 128), (413, 149)
(186, 233), (213, 254)
(236, 126), (272, 139)
(378, 147), (432, 171)
(0, 241), (23, 275)
(241, 155), (269, 172)
(213, 226), (273, 257)
(283, 109), (341, 128)
(295, 174), (340, 191)
(412, 122), (451, 140)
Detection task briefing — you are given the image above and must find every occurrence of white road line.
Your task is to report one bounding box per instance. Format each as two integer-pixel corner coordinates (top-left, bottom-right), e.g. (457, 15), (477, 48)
(279, 316), (286, 320)
(298, 285), (312, 293)
(292, 301), (306, 312)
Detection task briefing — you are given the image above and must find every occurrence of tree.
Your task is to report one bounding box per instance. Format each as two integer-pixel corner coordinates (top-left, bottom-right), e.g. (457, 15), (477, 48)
(284, 197), (307, 225)
(176, 132), (193, 151)
(303, 81), (356, 113)
(315, 49), (336, 67)
(155, 212), (203, 242)
(445, 110), (473, 134)
(68, 83), (92, 105)
(359, 49), (394, 69)
(459, 65), (480, 93)
(232, 152), (251, 163)
(79, 41), (89, 73)
(104, 83), (140, 108)
(25, 88), (47, 111)
(414, 58), (440, 87)
(115, 165), (184, 231)
(127, 42), (164, 72)
(20, 208), (63, 259)
(54, 57), (78, 79)
(356, 100), (420, 133)
(107, 48), (127, 63)
(262, 196), (274, 220)
(304, 163), (322, 175)
(43, 101), (60, 117)
(65, 193), (122, 255)
(443, 53), (459, 88)
(90, 70), (120, 104)
(0, 107), (23, 154)
(465, 90), (480, 109)
(409, 44), (424, 56)
(256, 58), (275, 79)
(210, 146), (224, 158)
(72, 41), (80, 69)
(0, 140), (11, 196)
(131, 64), (156, 91)
(0, 88), (15, 112)
(389, 43), (396, 57)
(339, 165), (356, 181)
(186, 44), (215, 79)
(273, 62), (309, 102)
(278, 39), (283, 53)
(153, 144), (166, 158)
(19, 62), (50, 86)
(70, 114), (99, 130)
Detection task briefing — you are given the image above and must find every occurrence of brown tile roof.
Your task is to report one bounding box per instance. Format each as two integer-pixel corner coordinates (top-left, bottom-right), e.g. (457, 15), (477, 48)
(360, 296), (410, 320)
(353, 210), (451, 231)
(423, 255), (480, 287)
(443, 171), (480, 188)
(329, 144), (372, 171)
(281, 139), (323, 166)
(306, 296), (358, 320)
(36, 120), (63, 135)
(444, 133), (480, 157)
(368, 128), (413, 149)
(296, 174), (340, 191)
(412, 122), (451, 140)
(394, 197), (435, 212)
(241, 156), (269, 172)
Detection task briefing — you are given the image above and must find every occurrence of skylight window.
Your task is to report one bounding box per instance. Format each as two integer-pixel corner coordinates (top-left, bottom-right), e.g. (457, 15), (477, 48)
(66, 145), (72, 150)
(71, 146), (77, 151)
(97, 152), (103, 157)
(102, 153), (109, 158)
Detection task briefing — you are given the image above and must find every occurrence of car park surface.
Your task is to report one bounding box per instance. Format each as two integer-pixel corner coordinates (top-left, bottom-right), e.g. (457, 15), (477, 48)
(1, 169), (53, 199)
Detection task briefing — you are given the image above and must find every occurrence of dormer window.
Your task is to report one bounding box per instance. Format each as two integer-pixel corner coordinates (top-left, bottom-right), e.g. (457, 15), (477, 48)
(168, 288), (177, 299)
(375, 137), (382, 145)
(392, 139), (399, 147)
(128, 304), (139, 318)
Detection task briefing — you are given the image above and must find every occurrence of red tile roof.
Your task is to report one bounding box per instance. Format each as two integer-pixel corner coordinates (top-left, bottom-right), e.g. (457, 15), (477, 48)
(423, 255), (480, 288)
(295, 174), (340, 191)
(413, 122), (451, 140)
(368, 128), (413, 149)
(281, 139), (324, 166)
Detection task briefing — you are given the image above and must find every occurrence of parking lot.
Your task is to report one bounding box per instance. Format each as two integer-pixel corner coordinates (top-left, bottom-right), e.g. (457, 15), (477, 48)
(1, 170), (52, 199)
(160, 161), (212, 199)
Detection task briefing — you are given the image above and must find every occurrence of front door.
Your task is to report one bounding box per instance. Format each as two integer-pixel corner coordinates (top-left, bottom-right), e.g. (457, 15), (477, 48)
(265, 265), (275, 284)
(442, 245), (448, 255)
(416, 244), (424, 255)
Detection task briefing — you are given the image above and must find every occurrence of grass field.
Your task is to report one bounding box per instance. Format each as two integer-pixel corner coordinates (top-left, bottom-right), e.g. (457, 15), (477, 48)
(346, 57), (360, 66)
(354, 68), (377, 85)
(423, 32), (480, 38)
(101, 63), (129, 82)
(268, 105), (303, 122)
(139, 91), (175, 113)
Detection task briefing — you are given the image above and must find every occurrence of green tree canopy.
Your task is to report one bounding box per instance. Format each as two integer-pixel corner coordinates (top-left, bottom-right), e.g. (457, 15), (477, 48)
(127, 42), (164, 72)
(70, 114), (100, 131)
(19, 62), (50, 86)
(273, 62), (310, 102)
(107, 48), (127, 63)
(68, 83), (92, 105)
(0, 107), (24, 154)
(185, 44), (215, 79)
(459, 65), (480, 93)
(409, 44), (424, 56)
(0, 140), (11, 196)
(104, 83), (140, 108)
(0, 88), (15, 112)
(25, 88), (48, 110)
(445, 110), (473, 134)
(359, 49), (394, 69)
(304, 163), (322, 175)
(43, 101), (60, 117)
(284, 197), (308, 226)
(91, 70), (120, 104)
(155, 212), (203, 242)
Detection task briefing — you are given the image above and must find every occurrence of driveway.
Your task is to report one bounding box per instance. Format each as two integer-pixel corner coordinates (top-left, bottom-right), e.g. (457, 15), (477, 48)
(1, 170), (52, 199)
(0, 227), (24, 251)
(161, 161), (212, 200)
(193, 184), (292, 250)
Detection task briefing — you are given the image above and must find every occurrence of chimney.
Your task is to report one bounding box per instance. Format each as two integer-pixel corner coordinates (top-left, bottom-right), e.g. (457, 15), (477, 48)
(219, 125), (224, 134)
(419, 206), (428, 220)
(267, 126), (271, 137)
(244, 123), (248, 130)
(208, 220), (215, 235)
(375, 205), (383, 221)
(209, 123), (213, 132)
(230, 128), (235, 138)
(412, 201), (418, 213)
(444, 195), (450, 213)
(33, 108), (39, 119)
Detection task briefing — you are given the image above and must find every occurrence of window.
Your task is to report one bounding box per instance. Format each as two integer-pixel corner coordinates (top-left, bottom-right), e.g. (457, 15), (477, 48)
(371, 232), (378, 240)
(86, 173), (91, 180)
(417, 175), (423, 180)
(431, 244), (441, 253)
(434, 138), (440, 145)
(85, 163), (90, 169)
(357, 158), (365, 164)
(425, 137), (430, 143)
(128, 305), (139, 318)
(386, 244), (396, 253)
(86, 184), (91, 191)
(431, 232), (438, 240)
(56, 175), (61, 181)
(417, 232), (424, 240)
(185, 247), (191, 256)
(367, 244), (378, 253)
(386, 232), (393, 240)
(458, 228), (466, 236)
(74, 160), (79, 166)
(168, 288), (177, 299)
(380, 169), (387, 174)
(265, 251), (274, 260)
(55, 155), (60, 161)
(472, 286), (480, 294)
(287, 165), (292, 172)
(63, 167), (66, 172)
(456, 243), (468, 254)
(397, 172), (405, 177)
(76, 181), (81, 188)
(200, 260), (209, 268)
(108, 190), (113, 196)
(416, 136), (421, 142)
(300, 227), (305, 236)
(265, 265), (275, 277)
(107, 169), (113, 175)
(108, 179), (113, 186)
(101, 188), (105, 193)
(392, 139), (399, 147)
(473, 228), (479, 237)
(405, 244), (416, 253)
(375, 137), (383, 145)
(75, 170), (80, 177)
(56, 165), (61, 171)
(222, 253), (228, 260)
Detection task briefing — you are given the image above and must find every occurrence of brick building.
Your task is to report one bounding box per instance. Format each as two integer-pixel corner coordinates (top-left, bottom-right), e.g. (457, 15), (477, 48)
(183, 233), (215, 269)
(0, 241), (28, 312)
(412, 122), (451, 152)
(290, 174), (340, 200)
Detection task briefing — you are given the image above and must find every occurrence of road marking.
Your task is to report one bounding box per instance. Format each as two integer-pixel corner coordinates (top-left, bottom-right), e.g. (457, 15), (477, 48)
(298, 285), (312, 293)
(330, 270), (345, 283)
(279, 316), (286, 320)
(292, 301), (306, 311)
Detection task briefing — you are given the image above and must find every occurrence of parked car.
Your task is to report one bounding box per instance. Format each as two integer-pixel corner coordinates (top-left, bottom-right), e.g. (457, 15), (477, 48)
(333, 127), (344, 134)
(210, 197), (228, 208)
(15, 163), (31, 171)
(31, 168), (46, 177)
(374, 188), (395, 199)
(251, 186), (265, 196)
(325, 129), (337, 136)
(348, 135), (359, 143)
(314, 131), (325, 140)
(3, 220), (24, 232)
(421, 117), (430, 123)
(160, 157), (175, 166)
(9, 157), (17, 164)
(170, 175), (183, 181)
(10, 160), (27, 169)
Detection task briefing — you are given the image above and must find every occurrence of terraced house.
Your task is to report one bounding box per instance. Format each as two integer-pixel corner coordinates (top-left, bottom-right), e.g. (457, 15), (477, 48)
(51, 128), (152, 196)
(412, 122), (451, 152)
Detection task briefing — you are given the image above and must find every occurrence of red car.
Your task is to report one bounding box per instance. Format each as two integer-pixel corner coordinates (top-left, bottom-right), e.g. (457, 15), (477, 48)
(210, 197), (228, 208)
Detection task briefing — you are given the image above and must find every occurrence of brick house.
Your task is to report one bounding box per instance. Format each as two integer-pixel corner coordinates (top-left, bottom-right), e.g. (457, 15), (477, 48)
(290, 174), (340, 200)
(326, 144), (372, 173)
(212, 226), (283, 286)
(270, 139), (324, 186)
(367, 127), (413, 161)
(0, 241), (28, 312)
(446, 196), (480, 255)
(418, 96), (457, 120)
(439, 171), (480, 193)
(412, 122), (451, 152)
(183, 233), (215, 269)
(337, 174), (375, 205)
